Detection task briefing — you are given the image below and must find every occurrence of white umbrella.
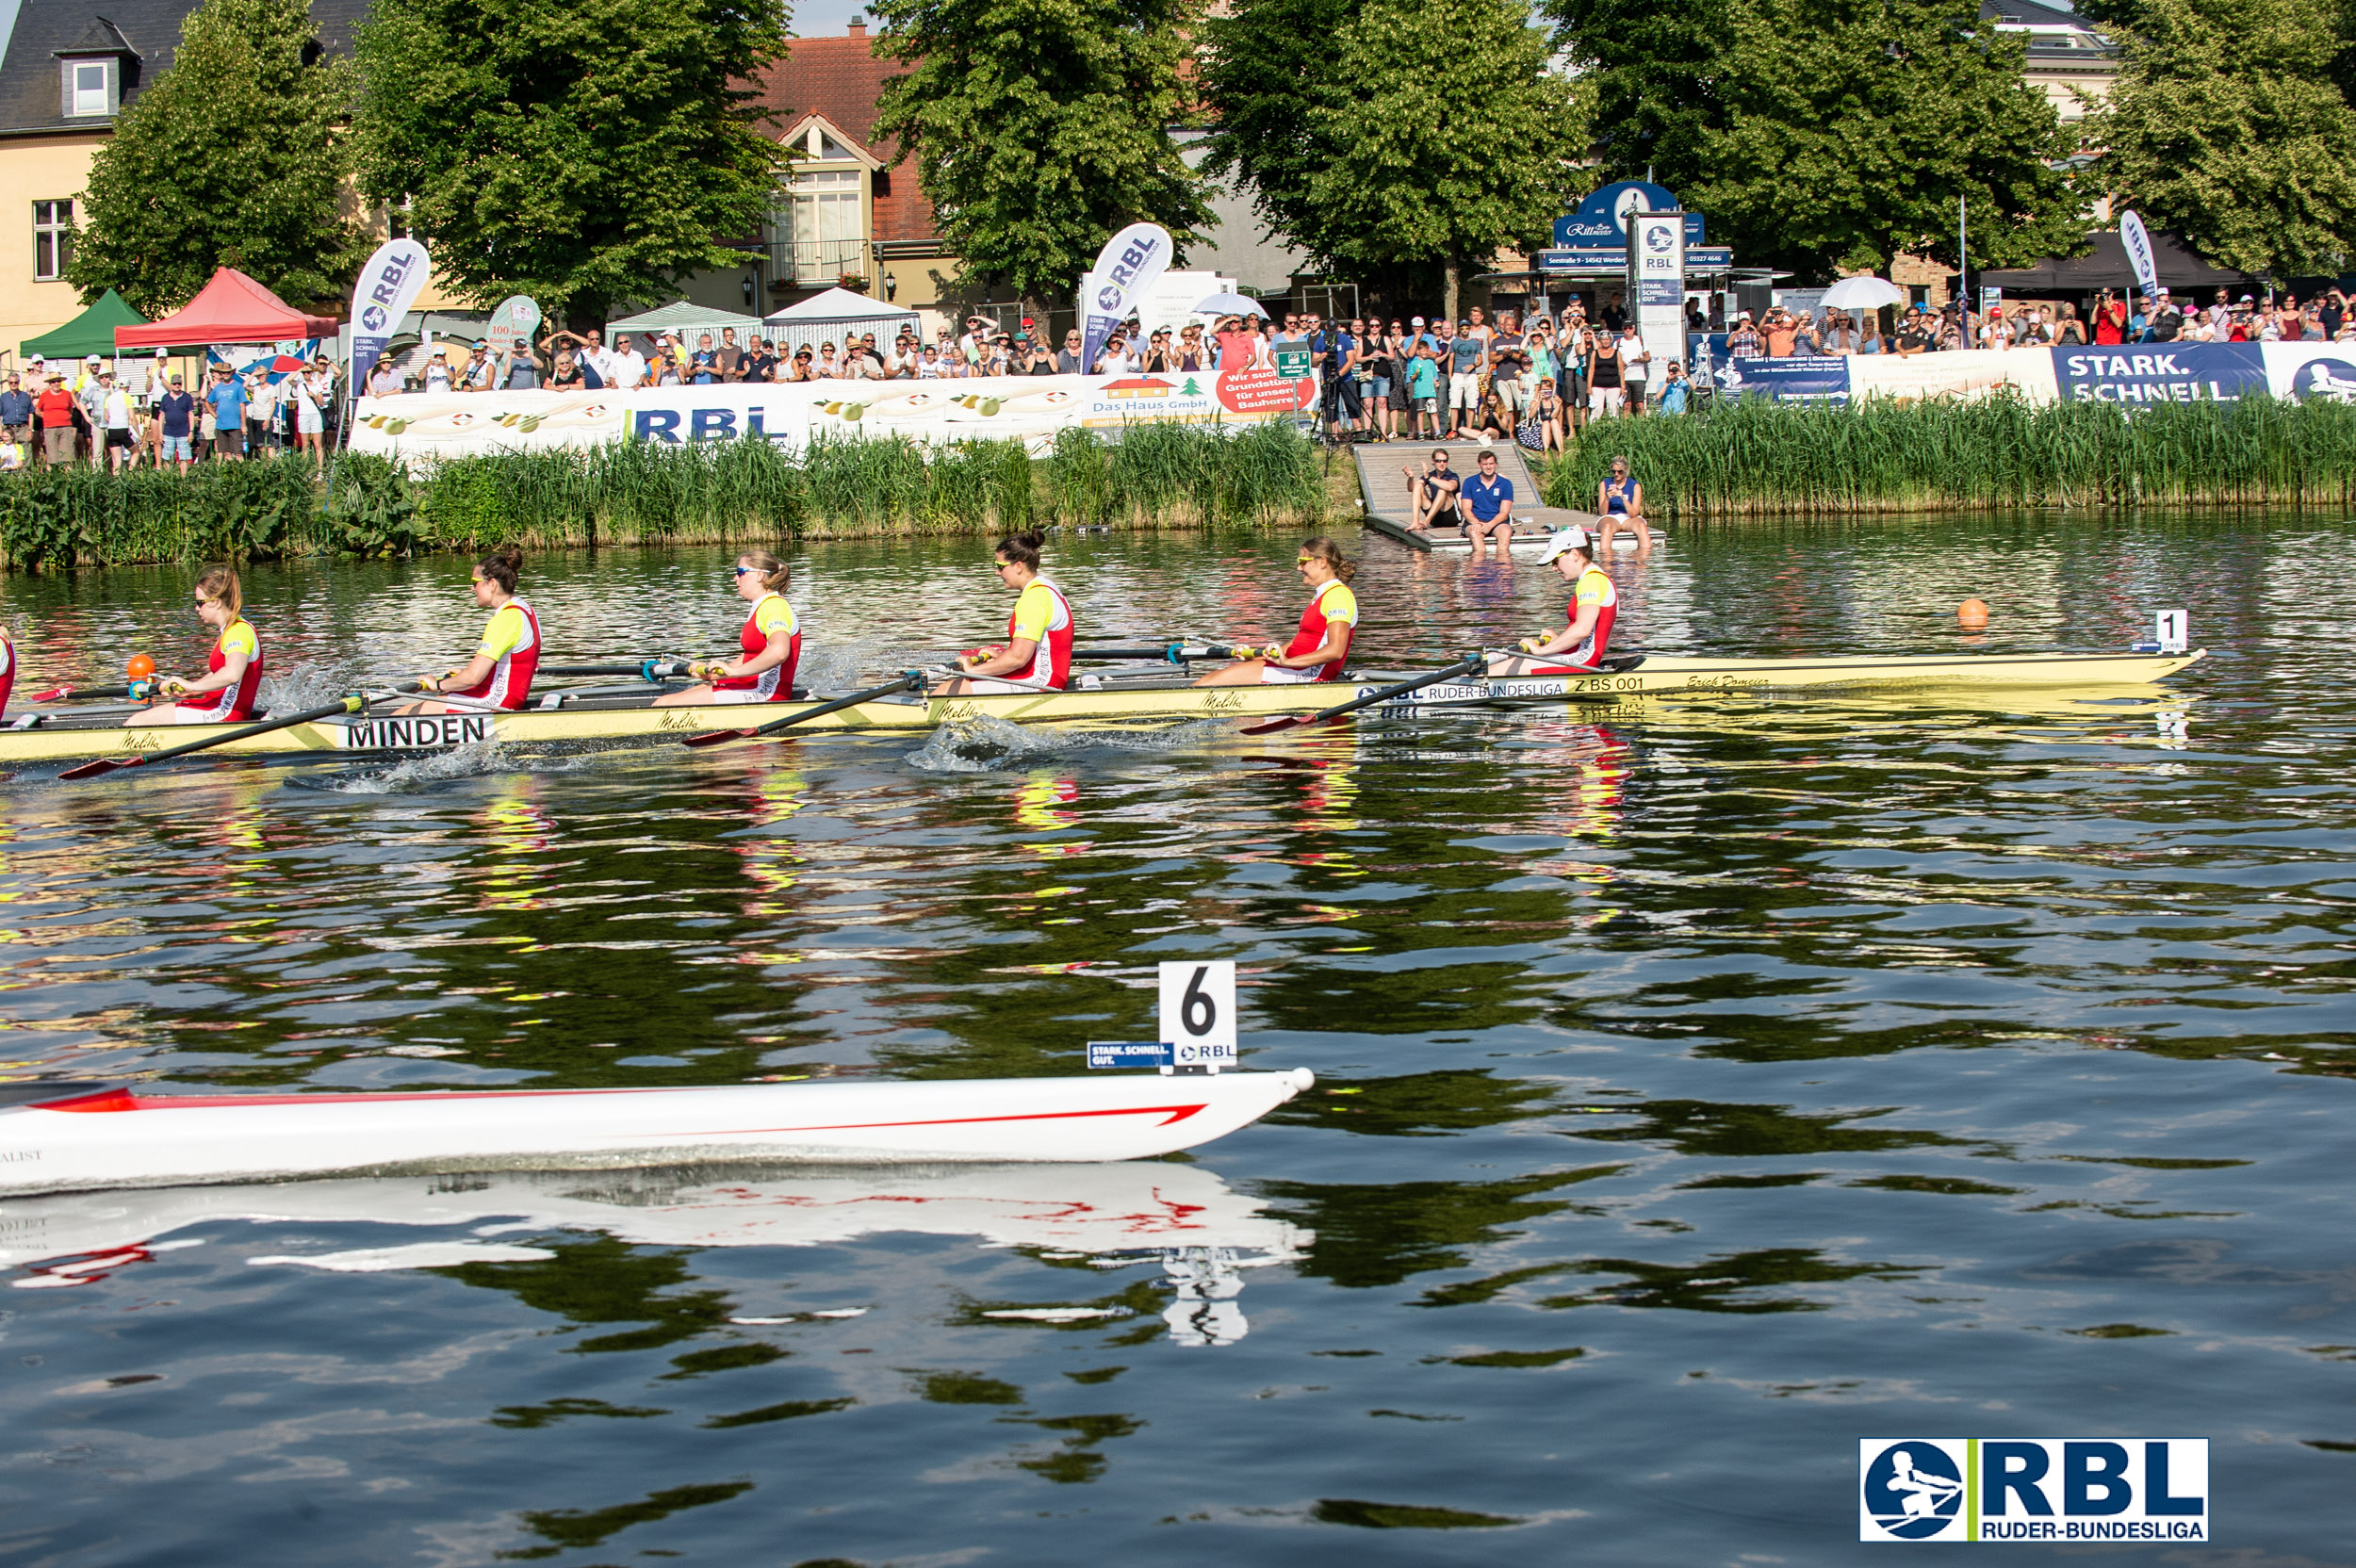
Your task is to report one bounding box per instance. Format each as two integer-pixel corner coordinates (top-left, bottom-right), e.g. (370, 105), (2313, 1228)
(1194, 292), (1269, 318)
(1819, 276), (1906, 311)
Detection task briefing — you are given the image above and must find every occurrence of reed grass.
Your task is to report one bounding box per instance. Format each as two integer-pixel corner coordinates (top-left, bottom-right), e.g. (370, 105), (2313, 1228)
(0, 424), (1328, 571)
(1542, 394), (2356, 517)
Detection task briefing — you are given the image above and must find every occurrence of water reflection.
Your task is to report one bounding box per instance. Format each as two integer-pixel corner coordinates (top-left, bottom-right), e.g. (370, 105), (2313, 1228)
(1, 1161), (1308, 1348)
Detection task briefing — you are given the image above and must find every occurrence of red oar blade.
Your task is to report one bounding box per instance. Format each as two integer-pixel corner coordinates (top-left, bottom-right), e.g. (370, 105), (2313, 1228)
(680, 727), (760, 748)
(58, 755), (144, 781)
(1238, 713), (1313, 736)
(28, 686), (71, 704)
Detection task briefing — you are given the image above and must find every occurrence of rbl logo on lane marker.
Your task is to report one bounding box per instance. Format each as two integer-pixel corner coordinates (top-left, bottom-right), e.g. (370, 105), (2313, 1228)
(1859, 1439), (2207, 1543)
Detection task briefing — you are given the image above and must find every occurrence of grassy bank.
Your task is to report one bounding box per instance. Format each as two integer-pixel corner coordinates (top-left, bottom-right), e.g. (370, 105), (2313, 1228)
(0, 421), (1328, 571)
(1542, 395), (2356, 517)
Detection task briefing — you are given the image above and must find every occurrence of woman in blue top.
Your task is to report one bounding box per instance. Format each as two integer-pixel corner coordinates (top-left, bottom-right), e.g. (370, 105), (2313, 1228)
(1595, 454), (1652, 560)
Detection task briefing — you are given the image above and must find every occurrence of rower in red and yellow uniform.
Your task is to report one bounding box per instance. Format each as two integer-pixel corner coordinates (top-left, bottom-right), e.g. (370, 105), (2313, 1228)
(0, 620), (13, 719)
(935, 529), (1073, 694)
(1487, 528), (1617, 676)
(128, 564), (266, 726)
(400, 546), (541, 713)
(1194, 537), (1360, 687)
(656, 550), (800, 708)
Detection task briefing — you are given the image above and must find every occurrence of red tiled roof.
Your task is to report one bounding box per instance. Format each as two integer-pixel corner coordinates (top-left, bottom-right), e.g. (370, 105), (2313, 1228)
(756, 25), (938, 244)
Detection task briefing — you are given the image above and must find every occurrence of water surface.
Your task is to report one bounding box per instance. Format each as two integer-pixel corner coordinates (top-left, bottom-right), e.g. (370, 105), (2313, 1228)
(0, 514), (2348, 1565)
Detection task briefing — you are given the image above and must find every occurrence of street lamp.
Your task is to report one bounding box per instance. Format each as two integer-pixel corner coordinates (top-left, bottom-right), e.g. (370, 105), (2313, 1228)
(884, 271), (897, 302)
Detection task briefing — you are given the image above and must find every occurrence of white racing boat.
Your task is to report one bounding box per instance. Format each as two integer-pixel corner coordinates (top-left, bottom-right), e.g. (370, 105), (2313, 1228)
(0, 1070), (1314, 1198)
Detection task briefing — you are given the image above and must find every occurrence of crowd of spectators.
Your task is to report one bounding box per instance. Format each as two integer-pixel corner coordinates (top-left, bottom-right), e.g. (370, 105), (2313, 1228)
(1722, 286), (2356, 361)
(0, 351), (339, 473)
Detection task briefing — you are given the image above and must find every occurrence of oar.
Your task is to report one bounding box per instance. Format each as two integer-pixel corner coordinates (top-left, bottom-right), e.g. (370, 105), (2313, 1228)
(27, 681), (149, 704)
(1239, 653), (1486, 736)
(536, 660), (692, 680)
(59, 693), (394, 781)
(1072, 645), (1232, 664)
(681, 671), (925, 749)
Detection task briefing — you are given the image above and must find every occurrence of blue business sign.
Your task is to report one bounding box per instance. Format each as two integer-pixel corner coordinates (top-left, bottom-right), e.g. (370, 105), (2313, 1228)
(1552, 182), (1707, 249)
(2053, 345), (2266, 403)
(1712, 353), (1851, 404)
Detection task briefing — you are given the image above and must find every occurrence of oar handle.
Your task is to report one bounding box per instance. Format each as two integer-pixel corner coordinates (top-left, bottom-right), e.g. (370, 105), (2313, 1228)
(534, 661), (691, 680)
(27, 681), (155, 704)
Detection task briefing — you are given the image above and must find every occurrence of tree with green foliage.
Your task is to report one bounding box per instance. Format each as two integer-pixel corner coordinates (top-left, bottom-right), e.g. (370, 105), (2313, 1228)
(68, 0), (365, 316)
(353, 0), (789, 324)
(1282, 0), (1580, 318)
(1197, 0), (1359, 269)
(1546, 0), (2086, 279)
(868, 0), (1211, 317)
(2087, 0), (2356, 278)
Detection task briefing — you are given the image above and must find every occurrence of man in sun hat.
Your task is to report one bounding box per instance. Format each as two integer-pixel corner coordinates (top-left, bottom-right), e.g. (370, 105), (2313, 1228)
(1486, 526), (1618, 677)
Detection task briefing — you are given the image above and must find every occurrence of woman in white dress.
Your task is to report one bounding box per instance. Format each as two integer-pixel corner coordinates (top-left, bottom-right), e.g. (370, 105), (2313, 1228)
(289, 370), (325, 470)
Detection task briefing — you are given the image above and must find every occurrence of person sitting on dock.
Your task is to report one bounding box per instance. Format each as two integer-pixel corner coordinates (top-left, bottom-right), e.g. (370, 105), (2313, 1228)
(1596, 455), (1651, 560)
(1402, 449), (1460, 531)
(1458, 449), (1516, 559)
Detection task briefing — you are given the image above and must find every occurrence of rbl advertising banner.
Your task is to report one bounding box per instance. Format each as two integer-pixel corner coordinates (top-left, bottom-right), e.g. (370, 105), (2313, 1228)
(347, 369), (1305, 466)
(1702, 343), (2356, 408)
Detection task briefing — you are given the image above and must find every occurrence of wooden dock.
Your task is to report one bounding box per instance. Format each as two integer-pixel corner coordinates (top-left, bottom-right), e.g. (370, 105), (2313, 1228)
(1348, 441), (1604, 553)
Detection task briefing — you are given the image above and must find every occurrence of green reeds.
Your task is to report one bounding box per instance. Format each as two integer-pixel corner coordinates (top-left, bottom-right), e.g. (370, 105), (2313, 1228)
(0, 424), (1330, 571)
(1542, 394), (2356, 518)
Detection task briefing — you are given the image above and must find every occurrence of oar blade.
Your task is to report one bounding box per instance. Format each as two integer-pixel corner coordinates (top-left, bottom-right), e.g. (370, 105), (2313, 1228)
(680, 727), (759, 748)
(58, 755), (142, 781)
(1238, 713), (1310, 736)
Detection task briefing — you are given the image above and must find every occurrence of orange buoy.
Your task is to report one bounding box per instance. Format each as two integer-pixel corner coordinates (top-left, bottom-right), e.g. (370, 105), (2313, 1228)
(1956, 598), (1989, 628)
(125, 653), (156, 680)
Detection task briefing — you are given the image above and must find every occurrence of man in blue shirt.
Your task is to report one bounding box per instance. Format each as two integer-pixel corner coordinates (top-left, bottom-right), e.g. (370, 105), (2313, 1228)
(205, 367), (246, 461)
(0, 372), (32, 464)
(1447, 326), (1486, 437)
(1457, 448), (1515, 559)
(157, 373), (197, 471)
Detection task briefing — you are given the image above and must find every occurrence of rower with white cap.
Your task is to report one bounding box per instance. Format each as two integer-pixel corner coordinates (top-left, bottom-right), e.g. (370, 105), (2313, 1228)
(1486, 528), (1618, 677)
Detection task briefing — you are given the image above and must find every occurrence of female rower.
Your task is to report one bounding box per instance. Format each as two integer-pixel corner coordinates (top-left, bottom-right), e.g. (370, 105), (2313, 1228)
(1487, 528), (1617, 677)
(655, 550), (800, 707)
(936, 529), (1072, 694)
(126, 564), (265, 726)
(0, 620), (14, 718)
(1595, 454), (1651, 557)
(1194, 537), (1359, 687)
(399, 546), (541, 713)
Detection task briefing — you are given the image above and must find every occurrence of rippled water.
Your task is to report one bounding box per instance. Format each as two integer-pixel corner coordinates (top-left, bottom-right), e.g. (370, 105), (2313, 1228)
(1, 514), (2351, 1564)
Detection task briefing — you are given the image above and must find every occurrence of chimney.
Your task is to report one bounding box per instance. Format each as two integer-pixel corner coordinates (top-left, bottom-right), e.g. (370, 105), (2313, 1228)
(847, 15), (865, 35)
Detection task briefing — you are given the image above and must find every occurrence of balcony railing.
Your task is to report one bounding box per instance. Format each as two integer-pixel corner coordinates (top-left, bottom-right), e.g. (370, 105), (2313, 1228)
(768, 237), (869, 286)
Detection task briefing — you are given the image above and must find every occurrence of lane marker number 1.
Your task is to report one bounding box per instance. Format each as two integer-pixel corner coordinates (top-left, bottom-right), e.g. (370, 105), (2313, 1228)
(1159, 961), (1237, 1069)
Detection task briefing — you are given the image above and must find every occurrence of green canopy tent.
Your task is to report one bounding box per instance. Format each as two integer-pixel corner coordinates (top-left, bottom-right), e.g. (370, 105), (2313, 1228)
(19, 288), (148, 360)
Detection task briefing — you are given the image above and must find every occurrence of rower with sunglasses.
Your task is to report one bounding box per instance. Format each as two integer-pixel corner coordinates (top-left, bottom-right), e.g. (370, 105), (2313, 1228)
(935, 529), (1074, 695)
(124, 564), (264, 725)
(656, 551), (801, 707)
(1193, 538), (1359, 687)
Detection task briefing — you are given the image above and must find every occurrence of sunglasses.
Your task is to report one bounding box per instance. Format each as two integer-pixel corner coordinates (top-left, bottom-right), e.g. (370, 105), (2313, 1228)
(732, 565), (756, 577)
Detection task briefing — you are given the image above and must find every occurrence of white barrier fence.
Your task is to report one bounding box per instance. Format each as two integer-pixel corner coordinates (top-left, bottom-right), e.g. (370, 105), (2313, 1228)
(349, 368), (1317, 464)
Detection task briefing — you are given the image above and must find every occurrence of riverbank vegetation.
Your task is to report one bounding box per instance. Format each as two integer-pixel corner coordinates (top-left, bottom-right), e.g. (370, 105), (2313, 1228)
(1542, 395), (2356, 517)
(0, 422), (1326, 571)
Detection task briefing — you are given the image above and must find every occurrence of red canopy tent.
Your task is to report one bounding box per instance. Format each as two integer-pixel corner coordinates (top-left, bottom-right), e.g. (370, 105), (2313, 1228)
(113, 268), (339, 350)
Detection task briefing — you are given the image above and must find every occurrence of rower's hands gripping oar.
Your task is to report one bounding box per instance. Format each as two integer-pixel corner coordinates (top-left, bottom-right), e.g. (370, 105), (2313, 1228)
(58, 688), (424, 781)
(1239, 653), (1486, 736)
(682, 671), (925, 749)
